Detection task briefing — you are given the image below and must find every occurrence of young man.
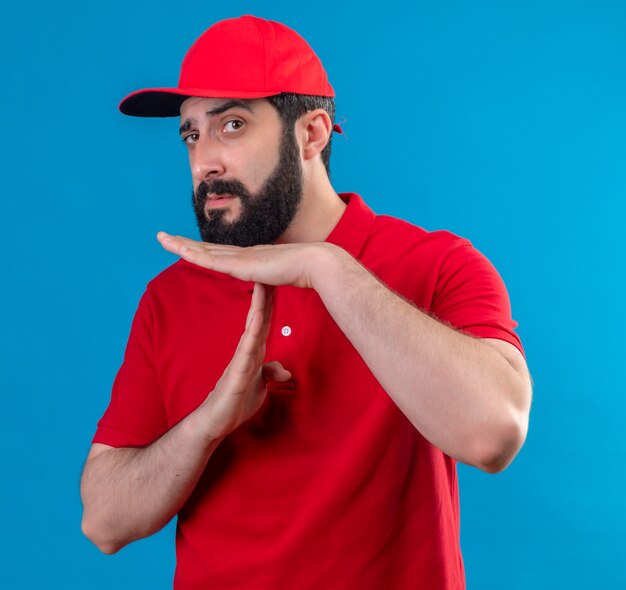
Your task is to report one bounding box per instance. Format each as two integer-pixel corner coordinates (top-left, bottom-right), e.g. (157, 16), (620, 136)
(81, 15), (532, 590)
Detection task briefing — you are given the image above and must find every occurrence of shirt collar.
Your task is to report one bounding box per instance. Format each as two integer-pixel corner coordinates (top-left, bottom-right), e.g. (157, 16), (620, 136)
(325, 192), (377, 260)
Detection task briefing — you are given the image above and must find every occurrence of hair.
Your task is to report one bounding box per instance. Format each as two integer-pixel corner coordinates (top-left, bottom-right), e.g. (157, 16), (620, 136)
(266, 93), (336, 177)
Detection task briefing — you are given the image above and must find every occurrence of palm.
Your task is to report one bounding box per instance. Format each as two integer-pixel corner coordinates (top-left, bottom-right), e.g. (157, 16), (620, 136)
(202, 284), (291, 439)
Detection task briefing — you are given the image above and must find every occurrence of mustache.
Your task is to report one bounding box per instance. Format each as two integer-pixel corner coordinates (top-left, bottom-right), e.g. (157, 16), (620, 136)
(194, 179), (251, 204)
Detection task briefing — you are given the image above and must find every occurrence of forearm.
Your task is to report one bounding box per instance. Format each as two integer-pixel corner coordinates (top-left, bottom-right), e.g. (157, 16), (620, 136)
(155, 235), (530, 470)
(81, 402), (222, 554)
(82, 283), (284, 553)
(312, 245), (530, 471)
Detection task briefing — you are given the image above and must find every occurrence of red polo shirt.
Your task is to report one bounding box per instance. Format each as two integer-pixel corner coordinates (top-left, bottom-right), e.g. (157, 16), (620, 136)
(93, 193), (523, 589)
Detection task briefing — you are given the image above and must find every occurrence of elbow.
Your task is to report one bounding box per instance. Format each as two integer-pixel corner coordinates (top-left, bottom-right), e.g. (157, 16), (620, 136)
(81, 514), (127, 555)
(96, 541), (124, 556)
(472, 409), (529, 474)
(473, 368), (532, 474)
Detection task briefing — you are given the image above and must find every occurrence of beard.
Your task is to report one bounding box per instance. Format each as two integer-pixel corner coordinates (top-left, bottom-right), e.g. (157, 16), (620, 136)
(191, 126), (303, 247)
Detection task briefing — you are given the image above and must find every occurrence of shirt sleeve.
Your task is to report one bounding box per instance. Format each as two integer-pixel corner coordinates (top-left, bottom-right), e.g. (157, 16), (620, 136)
(92, 288), (169, 447)
(430, 240), (525, 358)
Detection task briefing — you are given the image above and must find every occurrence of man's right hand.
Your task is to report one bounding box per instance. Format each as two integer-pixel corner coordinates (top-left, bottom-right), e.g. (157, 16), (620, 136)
(199, 282), (292, 440)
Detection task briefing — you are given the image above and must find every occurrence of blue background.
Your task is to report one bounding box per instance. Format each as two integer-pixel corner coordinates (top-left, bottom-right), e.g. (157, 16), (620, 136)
(1, 0), (624, 588)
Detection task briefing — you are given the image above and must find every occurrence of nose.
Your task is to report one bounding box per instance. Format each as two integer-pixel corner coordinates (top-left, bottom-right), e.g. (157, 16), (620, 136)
(190, 135), (226, 183)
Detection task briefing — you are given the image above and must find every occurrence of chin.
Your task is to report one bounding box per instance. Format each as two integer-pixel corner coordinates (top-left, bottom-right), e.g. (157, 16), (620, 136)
(206, 204), (242, 223)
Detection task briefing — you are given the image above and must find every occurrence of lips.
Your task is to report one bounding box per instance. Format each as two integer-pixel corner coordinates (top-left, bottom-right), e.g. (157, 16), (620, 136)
(205, 193), (237, 213)
(207, 192), (235, 201)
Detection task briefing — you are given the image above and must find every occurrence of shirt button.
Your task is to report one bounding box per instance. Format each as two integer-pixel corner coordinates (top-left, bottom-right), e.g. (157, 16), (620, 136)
(281, 326), (292, 337)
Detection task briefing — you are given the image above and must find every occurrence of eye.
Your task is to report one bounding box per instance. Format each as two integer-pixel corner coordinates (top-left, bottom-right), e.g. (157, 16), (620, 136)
(223, 119), (244, 134)
(181, 133), (199, 145)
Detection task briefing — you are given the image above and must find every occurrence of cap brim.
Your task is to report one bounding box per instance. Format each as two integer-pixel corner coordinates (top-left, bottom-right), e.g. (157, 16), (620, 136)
(119, 87), (282, 117)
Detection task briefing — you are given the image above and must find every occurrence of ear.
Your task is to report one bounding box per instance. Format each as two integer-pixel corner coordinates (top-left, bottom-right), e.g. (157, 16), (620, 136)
(297, 109), (332, 162)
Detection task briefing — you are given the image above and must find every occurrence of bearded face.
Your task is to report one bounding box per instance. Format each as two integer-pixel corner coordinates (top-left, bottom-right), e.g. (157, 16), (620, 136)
(191, 122), (303, 247)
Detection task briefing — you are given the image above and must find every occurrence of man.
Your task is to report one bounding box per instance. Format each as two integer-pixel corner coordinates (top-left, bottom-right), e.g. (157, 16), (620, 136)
(81, 15), (532, 590)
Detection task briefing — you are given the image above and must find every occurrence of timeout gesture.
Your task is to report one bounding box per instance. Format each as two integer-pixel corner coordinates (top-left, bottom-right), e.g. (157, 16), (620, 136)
(201, 282), (291, 440)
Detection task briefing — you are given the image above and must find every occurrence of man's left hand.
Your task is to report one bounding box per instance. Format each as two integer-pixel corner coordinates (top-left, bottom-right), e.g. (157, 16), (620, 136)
(157, 232), (336, 289)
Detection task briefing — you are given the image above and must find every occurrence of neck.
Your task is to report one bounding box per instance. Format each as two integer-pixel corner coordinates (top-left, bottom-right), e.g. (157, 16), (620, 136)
(277, 168), (346, 244)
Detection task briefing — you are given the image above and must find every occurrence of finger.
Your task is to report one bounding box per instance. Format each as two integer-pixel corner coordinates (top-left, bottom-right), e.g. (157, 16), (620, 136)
(240, 284), (273, 341)
(261, 284), (275, 330)
(226, 308), (265, 381)
(262, 361), (292, 383)
(245, 283), (265, 331)
(158, 233), (274, 284)
(157, 232), (204, 256)
(223, 285), (267, 383)
(158, 232), (245, 259)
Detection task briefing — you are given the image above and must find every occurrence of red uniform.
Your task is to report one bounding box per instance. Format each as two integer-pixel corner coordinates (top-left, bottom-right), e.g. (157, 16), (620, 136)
(94, 193), (523, 589)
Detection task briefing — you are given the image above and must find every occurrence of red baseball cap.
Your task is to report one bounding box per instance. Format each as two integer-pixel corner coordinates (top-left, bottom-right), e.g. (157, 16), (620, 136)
(119, 15), (335, 118)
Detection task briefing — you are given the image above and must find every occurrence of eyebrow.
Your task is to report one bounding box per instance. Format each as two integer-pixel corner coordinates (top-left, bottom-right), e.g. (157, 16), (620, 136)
(179, 100), (254, 135)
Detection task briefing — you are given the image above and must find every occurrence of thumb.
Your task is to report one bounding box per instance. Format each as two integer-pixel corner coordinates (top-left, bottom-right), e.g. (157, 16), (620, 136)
(262, 361), (292, 384)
